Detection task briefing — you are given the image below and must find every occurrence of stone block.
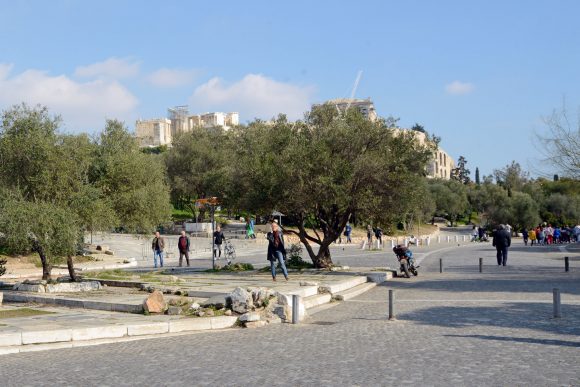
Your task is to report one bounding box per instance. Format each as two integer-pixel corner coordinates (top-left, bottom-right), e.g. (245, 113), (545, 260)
(55, 298), (84, 308)
(0, 332), (22, 347)
(168, 318), (212, 333)
(127, 322), (169, 336)
(110, 303), (143, 314)
(210, 316), (238, 330)
(21, 329), (72, 345)
(230, 287), (253, 314)
(239, 312), (260, 322)
(143, 290), (166, 313)
(266, 316), (282, 324)
(13, 283), (46, 293)
(72, 325), (127, 341)
(167, 306), (182, 315)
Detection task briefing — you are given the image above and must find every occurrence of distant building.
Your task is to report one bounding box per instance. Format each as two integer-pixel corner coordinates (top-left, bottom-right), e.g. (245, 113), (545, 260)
(136, 107), (239, 147)
(402, 130), (455, 179)
(313, 98), (378, 121)
(135, 118), (172, 147)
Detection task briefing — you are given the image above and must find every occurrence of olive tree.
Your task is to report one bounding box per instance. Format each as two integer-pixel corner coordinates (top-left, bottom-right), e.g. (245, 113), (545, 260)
(231, 106), (434, 268)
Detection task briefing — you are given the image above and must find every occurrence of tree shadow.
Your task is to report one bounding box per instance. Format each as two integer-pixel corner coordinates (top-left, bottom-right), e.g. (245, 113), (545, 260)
(380, 274), (580, 295)
(397, 302), (580, 336)
(444, 334), (580, 348)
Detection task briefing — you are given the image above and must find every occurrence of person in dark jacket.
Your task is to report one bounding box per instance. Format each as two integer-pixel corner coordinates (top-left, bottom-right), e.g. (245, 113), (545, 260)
(178, 231), (190, 267)
(266, 220), (289, 281)
(151, 231), (165, 268)
(493, 224), (512, 266)
(213, 226), (225, 259)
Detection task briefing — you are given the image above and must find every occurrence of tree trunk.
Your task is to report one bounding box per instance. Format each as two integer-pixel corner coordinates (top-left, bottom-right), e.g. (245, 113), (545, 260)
(38, 251), (51, 281)
(312, 244), (333, 268)
(67, 255), (78, 282)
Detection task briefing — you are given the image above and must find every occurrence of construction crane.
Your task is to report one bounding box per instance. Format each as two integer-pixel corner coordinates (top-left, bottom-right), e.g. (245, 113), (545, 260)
(346, 70), (363, 110)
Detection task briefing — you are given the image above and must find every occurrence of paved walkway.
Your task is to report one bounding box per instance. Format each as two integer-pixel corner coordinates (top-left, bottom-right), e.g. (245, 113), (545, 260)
(1, 242), (578, 385)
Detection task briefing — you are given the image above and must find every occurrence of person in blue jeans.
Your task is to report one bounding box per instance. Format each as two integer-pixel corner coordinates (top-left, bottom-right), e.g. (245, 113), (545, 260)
(267, 220), (289, 282)
(151, 231), (165, 268)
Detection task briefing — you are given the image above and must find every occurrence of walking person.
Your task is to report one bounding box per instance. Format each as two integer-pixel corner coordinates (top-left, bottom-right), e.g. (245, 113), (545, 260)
(245, 217), (256, 239)
(374, 226), (383, 248)
(366, 224), (373, 249)
(178, 231), (190, 267)
(213, 225), (225, 260)
(471, 225), (479, 242)
(529, 228), (536, 246)
(345, 223), (352, 244)
(151, 231), (165, 268)
(522, 227), (529, 246)
(267, 220), (289, 282)
(492, 224), (511, 266)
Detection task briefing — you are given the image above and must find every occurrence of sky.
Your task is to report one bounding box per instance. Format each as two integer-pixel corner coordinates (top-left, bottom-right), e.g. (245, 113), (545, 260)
(1, 0), (579, 177)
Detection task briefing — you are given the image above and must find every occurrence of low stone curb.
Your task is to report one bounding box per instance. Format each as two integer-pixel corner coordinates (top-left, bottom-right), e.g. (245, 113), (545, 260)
(0, 315), (239, 355)
(3, 292), (144, 314)
(2, 260), (138, 280)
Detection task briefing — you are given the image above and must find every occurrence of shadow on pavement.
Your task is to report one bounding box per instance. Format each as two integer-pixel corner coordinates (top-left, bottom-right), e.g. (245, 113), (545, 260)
(398, 302), (580, 336)
(444, 334), (580, 348)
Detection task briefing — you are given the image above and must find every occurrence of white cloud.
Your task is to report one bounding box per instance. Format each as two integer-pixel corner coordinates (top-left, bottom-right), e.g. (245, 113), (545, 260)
(0, 63), (138, 131)
(74, 57), (140, 79)
(445, 80), (474, 95)
(189, 74), (316, 120)
(147, 68), (200, 88)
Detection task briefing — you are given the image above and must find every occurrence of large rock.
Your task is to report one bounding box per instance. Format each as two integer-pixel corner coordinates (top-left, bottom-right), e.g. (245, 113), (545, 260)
(245, 320), (267, 329)
(144, 290), (166, 313)
(251, 287), (272, 307)
(230, 287), (253, 314)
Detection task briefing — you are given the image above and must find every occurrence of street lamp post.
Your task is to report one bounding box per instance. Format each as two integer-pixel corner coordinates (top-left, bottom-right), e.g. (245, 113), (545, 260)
(195, 197), (220, 271)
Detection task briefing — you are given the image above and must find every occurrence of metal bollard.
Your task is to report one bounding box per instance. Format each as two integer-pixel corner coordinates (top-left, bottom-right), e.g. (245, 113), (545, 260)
(437, 236), (441, 244)
(292, 294), (300, 324)
(388, 290), (395, 320)
(565, 256), (569, 272)
(447, 236), (450, 243)
(553, 288), (561, 318)
(463, 235), (466, 242)
(479, 257), (483, 273)
(440, 258), (443, 273)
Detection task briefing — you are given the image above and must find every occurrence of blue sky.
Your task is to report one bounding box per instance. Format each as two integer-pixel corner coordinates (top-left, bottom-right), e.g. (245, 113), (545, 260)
(1, 0), (579, 177)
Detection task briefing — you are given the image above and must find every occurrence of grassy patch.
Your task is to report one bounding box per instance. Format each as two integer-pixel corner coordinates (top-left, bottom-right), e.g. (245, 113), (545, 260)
(0, 308), (55, 319)
(90, 269), (134, 280)
(205, 262), (254, 273)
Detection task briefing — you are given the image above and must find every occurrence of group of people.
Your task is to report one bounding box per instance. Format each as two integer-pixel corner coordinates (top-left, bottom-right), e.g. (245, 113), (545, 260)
(151, 230), (191, 268)
(366, 225), (383, 247)
(470, 225), (489, 242)
(151, 219), (289, 282)
(522, 224), (580, 246)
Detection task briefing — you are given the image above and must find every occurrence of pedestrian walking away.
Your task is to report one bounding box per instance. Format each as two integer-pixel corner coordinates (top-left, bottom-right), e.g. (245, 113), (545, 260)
(178, 230), (190, 267)
(151, 231), (165, 268)
(345, 223), (352, 243)
(213, 226), (225, 259)
(267, 220), (289, 281)
(367, 224), (373, 248)
(374, 226), (383, 248)
(492, 224), (511, 266)
(522, 227), (529, 246)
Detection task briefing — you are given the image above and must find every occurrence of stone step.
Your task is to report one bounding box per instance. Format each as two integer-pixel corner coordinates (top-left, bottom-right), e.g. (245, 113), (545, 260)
(302, 293), (332, 309)
(333, 282), (377, 301)
(319, 276), (368, 294)
(284, 285), (318, 298)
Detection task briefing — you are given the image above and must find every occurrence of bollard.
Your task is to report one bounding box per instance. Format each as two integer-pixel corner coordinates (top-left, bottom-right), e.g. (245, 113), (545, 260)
(292, 294), (300, 324)
(463, 235), (466, 242)
(391, 240), (395, 248)
(565, 256), (569, 272)
(447, 236), (450, 243)
(388, 290), (395, 320)
(553, 288), (561, 318)
(479, 257), (483, 273)
(437, 236), (441, 244)
(439, 258), (443, 273)
(455, 235), (459, 243)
